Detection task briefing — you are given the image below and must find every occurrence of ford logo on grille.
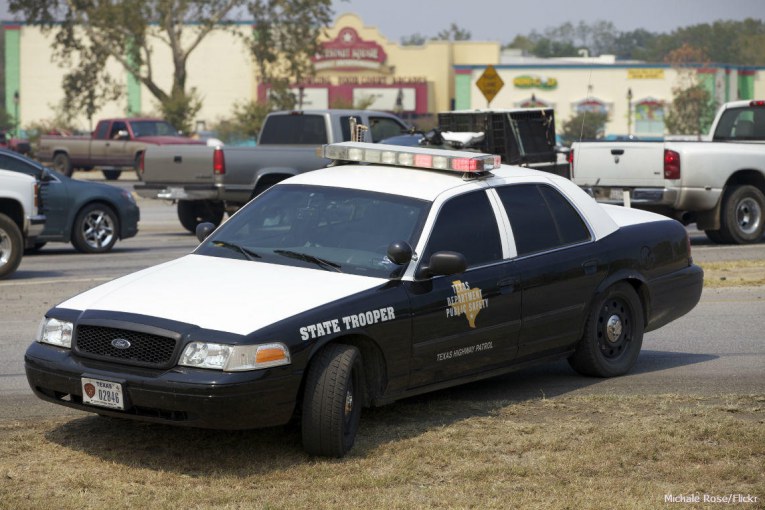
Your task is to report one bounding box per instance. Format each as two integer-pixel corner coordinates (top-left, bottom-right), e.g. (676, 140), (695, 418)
(111, 338), (131, 350)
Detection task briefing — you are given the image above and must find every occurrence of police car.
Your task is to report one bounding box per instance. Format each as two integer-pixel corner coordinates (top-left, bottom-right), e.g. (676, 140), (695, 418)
(25, 142), (704, 457)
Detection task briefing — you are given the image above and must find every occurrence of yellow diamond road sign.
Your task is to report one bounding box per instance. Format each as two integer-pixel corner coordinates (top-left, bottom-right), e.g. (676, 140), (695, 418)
(476, 65), (504, 104)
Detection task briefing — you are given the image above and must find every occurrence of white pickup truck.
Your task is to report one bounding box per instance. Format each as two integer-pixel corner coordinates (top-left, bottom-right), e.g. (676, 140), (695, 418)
(571, 100), (765, 244)
(0, 169), (45, 278)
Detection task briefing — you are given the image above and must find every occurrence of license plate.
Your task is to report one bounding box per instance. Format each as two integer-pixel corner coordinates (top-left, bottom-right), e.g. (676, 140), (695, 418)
(609, 188), (624, 201)
(82, 377), (125, 410)
(157, 187), (186, 200)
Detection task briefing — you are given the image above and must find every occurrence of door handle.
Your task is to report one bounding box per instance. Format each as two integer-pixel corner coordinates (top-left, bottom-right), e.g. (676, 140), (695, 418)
(610, 149), (624, 155)
(498, 277), (518, 293)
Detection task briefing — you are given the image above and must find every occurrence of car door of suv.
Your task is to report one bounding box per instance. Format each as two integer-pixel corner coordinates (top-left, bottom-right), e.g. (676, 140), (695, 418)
(495, 183), (605, 358)
(404, 190), (521, 388)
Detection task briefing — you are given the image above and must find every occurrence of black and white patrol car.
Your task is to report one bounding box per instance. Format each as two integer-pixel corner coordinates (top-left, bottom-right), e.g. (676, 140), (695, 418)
(25, 142), (704, 457)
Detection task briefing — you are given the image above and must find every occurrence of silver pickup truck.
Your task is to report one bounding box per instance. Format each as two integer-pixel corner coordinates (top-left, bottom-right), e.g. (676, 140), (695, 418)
(571, 100), (765, 244)
(135, 110), (408, 232)
(0, 169), (45, 278)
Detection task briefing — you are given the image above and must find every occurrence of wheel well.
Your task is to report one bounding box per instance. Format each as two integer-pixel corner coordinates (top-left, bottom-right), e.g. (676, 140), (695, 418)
(250, 174), (291, 200)
(0, 199), (23, 230)
(71, 201), (120, 239)
(625, 278), (650, 328)
(725, 170), (765, 194)
(299, 335), (388, 409)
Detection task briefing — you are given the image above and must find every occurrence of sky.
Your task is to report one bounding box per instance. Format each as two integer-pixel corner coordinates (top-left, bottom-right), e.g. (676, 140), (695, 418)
(330, 0), (765, 44)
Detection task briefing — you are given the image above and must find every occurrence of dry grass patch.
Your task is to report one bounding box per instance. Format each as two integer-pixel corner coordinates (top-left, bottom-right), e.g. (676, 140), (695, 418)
(699, 259), (765, 288)
(1, 394), (763, 509)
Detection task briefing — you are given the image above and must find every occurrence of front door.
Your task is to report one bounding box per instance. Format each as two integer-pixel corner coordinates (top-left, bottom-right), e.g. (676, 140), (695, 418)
(406, 190), (521, 388)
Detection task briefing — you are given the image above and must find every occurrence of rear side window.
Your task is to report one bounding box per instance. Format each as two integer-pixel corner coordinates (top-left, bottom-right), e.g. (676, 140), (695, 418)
(497, 184), (590, 256)
(94, 122), (110, 139)
(422, 191), (502, 268)
(259, 115), (328, 145)
(713, 106), (765, 140)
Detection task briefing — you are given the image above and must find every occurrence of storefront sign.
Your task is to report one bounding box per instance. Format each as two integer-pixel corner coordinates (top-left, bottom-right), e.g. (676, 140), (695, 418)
(314, 27), (387, 71)
(628, 69), (665, 80)
(513, 75), (558, 90)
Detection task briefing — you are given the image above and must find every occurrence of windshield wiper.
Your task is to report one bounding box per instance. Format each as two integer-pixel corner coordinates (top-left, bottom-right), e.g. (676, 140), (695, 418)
(274, 250), (343, 272)
(212, 241), (261, 261)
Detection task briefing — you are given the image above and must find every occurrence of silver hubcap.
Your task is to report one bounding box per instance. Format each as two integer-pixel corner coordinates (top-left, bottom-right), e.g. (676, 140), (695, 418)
(0, 228), (11, 266)
(606, 314), (623, 343)
(82, 210), (115, 249)
(736, 198), (761, 235)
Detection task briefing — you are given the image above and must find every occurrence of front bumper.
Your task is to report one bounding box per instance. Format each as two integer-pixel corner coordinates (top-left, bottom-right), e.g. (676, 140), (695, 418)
(25, 214), (46, 248)
(120, 202), (140, 240)
(25, 342), (301, 430)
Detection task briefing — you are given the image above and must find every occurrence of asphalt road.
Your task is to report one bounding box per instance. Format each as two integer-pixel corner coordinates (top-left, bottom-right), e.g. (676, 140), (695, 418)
(0, 171), (763, 422)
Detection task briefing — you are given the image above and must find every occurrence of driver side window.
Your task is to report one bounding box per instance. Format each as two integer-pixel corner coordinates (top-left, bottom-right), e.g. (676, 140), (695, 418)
(422, 191), (502, 268)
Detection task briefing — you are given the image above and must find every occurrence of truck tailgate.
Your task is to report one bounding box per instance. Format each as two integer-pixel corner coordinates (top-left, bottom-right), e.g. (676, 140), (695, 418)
(142, 145), (216, 185)
(572, 142), (665, 187)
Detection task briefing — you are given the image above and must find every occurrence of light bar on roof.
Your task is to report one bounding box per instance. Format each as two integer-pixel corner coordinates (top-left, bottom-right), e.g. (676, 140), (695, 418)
(320, 142), (502, 174)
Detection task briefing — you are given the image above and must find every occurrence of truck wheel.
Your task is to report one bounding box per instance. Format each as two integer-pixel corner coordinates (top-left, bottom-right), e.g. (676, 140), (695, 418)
(71, 203), (119, 253)
(302, 344), (364, 457)
(134, 153), (143, 182)
(568, 282), (644, 378)
(101, 169), (121, 181)
(719, 185), (765, 244)
(0, 213), (23, 279)
(177, 200), (225, 234)
(52, 153), (73, 177)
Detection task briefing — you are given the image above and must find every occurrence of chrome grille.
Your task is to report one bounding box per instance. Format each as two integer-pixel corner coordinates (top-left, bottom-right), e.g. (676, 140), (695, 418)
(74, 325), (178, 368)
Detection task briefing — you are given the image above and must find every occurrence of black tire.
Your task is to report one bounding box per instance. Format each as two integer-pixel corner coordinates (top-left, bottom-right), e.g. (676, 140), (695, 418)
(101, 169), (121, 181)
(0, 213), (24, 279)
(134, 153), (143, 181)
(301, 344), (364, 457)
(52, 152), (73, 177)
(718, 185), (765, 244)
(177, 200), (225, 234)
(704, 229), (725, 244)
(568, 282), (644, 378)
(71, 203), (119, 253)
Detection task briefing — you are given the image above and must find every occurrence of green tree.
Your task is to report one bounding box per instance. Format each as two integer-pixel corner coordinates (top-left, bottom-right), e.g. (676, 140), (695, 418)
(663, 44), (718, 137)
(433, 23), (471, 41)
(401, 33), (427, 46)
(212, 100), (269, 143)
(247, 0), (334, 110)
(561, 111), (608, 142)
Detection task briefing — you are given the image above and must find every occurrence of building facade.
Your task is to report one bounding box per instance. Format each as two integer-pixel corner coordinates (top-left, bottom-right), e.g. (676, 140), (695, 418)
(3, 13), (764, 136)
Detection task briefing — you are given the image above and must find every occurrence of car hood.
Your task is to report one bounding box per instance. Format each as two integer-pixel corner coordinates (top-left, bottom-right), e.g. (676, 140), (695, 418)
(58, 254), (386, 335)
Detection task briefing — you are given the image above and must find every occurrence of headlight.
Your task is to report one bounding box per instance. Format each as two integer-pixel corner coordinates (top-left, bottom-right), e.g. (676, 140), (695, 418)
(178, 342), (291, 372)
(36, 318), (73, 348)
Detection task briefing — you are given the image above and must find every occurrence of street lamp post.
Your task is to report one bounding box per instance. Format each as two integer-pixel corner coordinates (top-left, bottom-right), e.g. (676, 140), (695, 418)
(627, 88), (633, 137)
(13, 91), (20, 138)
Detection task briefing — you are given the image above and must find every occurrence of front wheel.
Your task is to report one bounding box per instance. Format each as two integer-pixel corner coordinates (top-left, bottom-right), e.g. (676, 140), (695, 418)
(101, 169), (122, 181)
(301, 344), (364, 457)
(719, 185), (765, 244)
(71, 203), (119, 253)
(569, 282), (644, 378)
(177, 200), (225, 234)
(0, 213), (23, 279)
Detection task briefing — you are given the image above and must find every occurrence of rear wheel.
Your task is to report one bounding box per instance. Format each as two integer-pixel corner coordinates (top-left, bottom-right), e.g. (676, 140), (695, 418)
(101, 169), (121, 180)
(52, 153), (73, 177)
(71, 203), (119, 253)
(301, 344), (363, 457)
(718, 185), (765, 244)
(569, 282), (644, 377)
(177, 200), (225, 233)
(0, 213), (23, 279)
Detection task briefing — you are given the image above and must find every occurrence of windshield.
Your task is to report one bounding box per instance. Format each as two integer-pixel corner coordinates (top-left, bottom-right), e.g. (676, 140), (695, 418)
(131, 121), (180, 138)
(195, 184), (429, 278)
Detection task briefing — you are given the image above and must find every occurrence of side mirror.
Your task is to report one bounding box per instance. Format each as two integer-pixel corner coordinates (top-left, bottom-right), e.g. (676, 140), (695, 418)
(386, 241), (413, 265)
(116, 129), (130, 140)
(195, 222), (216, 242)
(416, 251), (467, 279)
